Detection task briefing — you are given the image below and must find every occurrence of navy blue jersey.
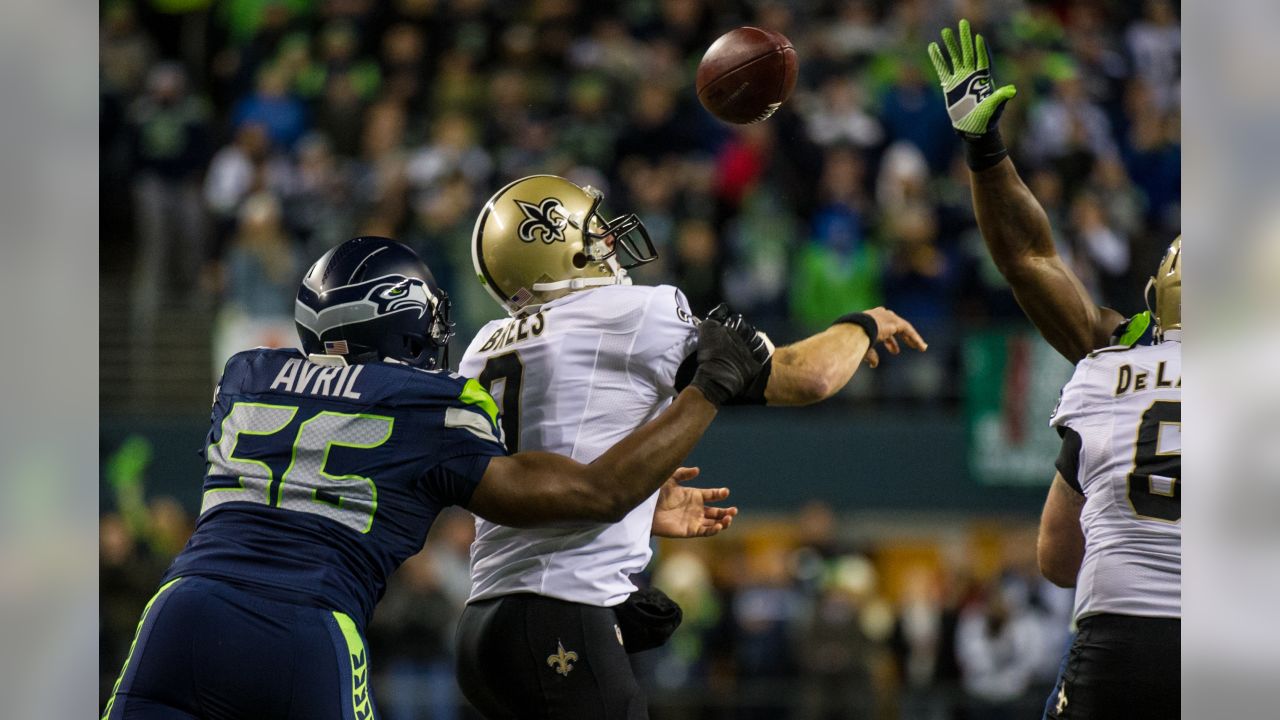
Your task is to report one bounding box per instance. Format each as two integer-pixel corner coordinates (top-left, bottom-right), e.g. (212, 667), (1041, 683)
(163, 348), (507, 627)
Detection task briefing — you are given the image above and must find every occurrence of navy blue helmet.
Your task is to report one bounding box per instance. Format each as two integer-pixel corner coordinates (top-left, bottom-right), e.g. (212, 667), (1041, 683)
(295, 237), (454, 369)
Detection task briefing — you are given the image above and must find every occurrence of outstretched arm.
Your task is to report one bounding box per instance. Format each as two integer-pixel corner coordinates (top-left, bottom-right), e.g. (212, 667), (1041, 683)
(467, 319), (761, 527)
(971, 158), (1124, 362)
(765, 307), (927, 405)
(929, 19), (1122, 363)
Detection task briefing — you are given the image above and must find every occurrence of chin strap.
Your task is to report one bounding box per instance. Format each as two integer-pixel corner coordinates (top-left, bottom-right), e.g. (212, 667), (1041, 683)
(531, 267), (631, 293)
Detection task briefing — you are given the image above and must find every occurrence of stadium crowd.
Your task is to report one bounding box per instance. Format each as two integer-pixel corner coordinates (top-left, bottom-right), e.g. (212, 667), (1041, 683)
(101, 0), (1179, 402)
(101, 0), (1178, 716)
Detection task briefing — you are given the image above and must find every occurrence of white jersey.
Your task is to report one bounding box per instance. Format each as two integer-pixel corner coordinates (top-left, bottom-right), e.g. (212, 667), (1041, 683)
(458, 284), (699, 607)
(1049, 332), (1182, 622)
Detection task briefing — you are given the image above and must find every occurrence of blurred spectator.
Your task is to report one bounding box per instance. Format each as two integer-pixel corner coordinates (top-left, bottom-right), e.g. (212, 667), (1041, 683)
(1069, 191), (1130, 307)
(100, 1), (156, 99)
(892, 565), (963, 720)
(212, 193), (304, 371)
(231, 63), (309, 150)
(406, 113), (492, 195)
(1125, 0), (1181, 111)
(315, 69), (368, 158)
(99, 513), (163, 700)
(730, 545), (804, 720)
(647, 552), (723, 692)
(955, 579), (1045, 720)
(128, 62), (212, 331)
(1024, 70), (1117, 178)
(672, 218), (721, 315)
(882, 203), (955, 398)
(816, 0), (888, 63)
(283, 132), (356, 254)
(368, 509), (474, 720)
(877, 59), (954, 172)
(804, 76), (885, 151)
(556, 75), (619, 170)
(794, 555), (887, 719)
(204, 122), (291, 254)
(381, 23), (430, 108)
(790, 147), (881, 335)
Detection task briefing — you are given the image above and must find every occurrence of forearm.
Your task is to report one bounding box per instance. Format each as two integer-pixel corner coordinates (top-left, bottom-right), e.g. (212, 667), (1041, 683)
(1037, 475), (1086, 587)
(971, 158), (1121, 361)
(472, 388), (719, 527)
(587, 388), (718, 515)
(970, 157), (1056, 270)
(765, 325), (869, 405)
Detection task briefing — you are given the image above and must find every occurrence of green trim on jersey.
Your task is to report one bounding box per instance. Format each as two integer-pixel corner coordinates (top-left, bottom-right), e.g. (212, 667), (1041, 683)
(460, 378), (501, 429)
(1116, 311), (1152, 347)
(101, 577), (185, 719)
(333, 611), (374, 720)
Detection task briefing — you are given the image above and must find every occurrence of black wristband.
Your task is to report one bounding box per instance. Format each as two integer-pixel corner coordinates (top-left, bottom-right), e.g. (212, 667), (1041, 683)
(963, 129), (1009, 171)
(833, 312), (878, 344)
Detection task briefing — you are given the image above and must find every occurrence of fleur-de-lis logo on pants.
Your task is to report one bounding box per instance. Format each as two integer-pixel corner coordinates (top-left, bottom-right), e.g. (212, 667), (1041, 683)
(546, 640), (579, 676)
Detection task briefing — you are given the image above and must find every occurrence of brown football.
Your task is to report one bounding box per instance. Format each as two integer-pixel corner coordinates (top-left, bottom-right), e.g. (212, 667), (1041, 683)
(696, 27), (798, 124)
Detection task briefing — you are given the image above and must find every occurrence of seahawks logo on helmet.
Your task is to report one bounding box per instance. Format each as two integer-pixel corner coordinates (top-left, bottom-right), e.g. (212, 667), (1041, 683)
(514, 197), (569, 244)
(371, 278), (432, 317)
(296, 275), (436, 339)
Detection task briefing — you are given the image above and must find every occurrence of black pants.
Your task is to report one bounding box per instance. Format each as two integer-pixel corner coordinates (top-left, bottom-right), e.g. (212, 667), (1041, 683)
(1044, 613), (1180, 720)
(455, 593), (646, 720)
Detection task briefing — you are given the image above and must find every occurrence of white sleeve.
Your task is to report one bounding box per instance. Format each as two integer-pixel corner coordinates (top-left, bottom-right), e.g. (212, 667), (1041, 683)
(628, 286), (699, 395)
(1049, 358), (1107, 434)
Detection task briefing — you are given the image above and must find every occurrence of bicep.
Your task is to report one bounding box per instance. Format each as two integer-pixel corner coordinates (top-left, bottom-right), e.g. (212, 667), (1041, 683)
(1004, 255), (1120, 363)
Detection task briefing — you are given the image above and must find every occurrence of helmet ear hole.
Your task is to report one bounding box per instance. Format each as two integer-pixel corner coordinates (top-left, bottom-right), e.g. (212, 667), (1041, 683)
(571, 252), (588, 269)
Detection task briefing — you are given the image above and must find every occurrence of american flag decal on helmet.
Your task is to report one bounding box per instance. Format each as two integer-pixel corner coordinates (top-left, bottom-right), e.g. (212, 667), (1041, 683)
(324, 340), (349, 355)
(509, 287), (535, 307)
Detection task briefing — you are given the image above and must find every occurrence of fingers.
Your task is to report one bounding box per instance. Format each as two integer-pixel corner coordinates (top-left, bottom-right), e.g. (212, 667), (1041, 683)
(993, 84), (1017, 103)
(671, 466), (700, 483)
(699, 487), (730, 502)
(703, 505), (737, 521)
(865, 347), (880, 368)
(884, 335), (901, 355)
(975, 32), (989, 71)
(700, 507), (738, 536)
(927, 42), (950, 82)
(896, 319), (929, 351)
(959, 19), (974, 69)
(941, 27), (962, 71)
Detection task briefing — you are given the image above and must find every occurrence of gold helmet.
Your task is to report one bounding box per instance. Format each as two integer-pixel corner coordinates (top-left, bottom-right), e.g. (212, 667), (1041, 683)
(471, 175), (657, 316)
(1145, 235), (1181, 337)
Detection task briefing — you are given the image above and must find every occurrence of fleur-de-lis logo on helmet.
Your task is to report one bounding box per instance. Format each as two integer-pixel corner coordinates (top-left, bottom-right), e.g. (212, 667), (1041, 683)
(514, 197), (569, 244)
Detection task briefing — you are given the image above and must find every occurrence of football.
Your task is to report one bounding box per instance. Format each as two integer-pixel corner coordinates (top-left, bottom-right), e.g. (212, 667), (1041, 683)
(696, 27), (798, 124)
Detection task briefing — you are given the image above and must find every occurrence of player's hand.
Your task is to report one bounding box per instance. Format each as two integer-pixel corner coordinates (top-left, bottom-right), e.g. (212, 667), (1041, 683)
(928, 19), (1016, 138)
(861, 307), (928, 368)
(690, 318), (765, 405)
(651, 467), (738, 538)
(705, 303), (774, 365)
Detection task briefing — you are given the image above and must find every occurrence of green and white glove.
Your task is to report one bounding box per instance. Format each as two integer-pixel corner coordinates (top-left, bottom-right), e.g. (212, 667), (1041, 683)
(928, 19), (1017, 139)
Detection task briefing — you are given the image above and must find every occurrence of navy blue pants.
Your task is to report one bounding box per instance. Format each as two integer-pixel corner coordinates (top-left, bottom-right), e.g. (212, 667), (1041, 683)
(102, 576), (378, 720)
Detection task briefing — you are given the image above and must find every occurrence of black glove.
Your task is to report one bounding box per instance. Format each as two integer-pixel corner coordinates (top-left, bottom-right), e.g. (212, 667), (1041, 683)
(613, 587), (683, 654)
(705, 303), (774, 366)
(689, 319), (763, 406)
